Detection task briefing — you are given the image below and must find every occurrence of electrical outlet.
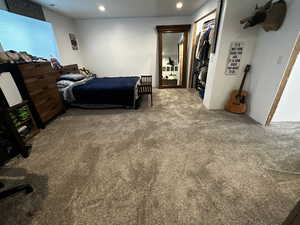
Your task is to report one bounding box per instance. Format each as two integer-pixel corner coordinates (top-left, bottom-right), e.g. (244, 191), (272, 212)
(277, 56), (283, 65)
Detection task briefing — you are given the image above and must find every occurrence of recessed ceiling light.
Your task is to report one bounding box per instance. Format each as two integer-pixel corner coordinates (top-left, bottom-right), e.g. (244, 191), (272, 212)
(98, 5), (106, 12)
(176, 1), (183, 9)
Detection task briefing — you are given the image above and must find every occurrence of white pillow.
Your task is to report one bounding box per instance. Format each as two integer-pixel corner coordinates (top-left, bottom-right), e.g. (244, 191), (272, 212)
(57, 80), (74, 88)
(59, 73), (86, 81)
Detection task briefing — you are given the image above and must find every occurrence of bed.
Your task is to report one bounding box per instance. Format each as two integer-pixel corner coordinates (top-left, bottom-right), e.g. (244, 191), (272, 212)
(59, 76), (141, 109)
(57, 64), (152, 109)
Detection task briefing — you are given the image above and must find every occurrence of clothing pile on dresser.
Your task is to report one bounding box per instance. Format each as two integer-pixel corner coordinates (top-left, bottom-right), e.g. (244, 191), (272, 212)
(0, 50), (48, 64)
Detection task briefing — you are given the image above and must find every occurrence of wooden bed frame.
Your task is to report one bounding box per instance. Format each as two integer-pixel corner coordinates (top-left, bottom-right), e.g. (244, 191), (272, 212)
(138, 75), (153, 106)
(59, 64), (80, 75)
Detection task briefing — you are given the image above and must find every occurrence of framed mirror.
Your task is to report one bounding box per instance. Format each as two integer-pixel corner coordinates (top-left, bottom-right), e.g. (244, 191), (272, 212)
(157, 25), (191, 88)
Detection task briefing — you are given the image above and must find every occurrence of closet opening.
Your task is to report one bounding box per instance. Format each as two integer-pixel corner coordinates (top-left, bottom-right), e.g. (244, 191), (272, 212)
(189, 9), (217, 98)
(189, 0), (223, 100)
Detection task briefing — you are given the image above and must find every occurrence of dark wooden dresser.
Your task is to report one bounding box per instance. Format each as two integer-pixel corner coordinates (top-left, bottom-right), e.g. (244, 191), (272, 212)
(14, 62), (64, 128)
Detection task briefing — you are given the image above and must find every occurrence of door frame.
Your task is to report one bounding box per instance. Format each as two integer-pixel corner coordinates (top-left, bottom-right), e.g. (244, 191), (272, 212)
(265, 34), (300, 126)
(156, 24), (191, 89)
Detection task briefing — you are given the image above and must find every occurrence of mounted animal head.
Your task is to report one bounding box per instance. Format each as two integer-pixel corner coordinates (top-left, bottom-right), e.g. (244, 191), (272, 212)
(240, 0), (287, 31)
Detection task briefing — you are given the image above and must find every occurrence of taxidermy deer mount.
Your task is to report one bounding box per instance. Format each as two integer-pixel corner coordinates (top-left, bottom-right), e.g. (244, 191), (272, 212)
(240, 0), (287, 31)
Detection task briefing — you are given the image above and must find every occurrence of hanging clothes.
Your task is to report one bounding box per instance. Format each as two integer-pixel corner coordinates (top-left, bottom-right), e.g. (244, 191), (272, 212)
(209, 27), (215, 45)
(192, 18), (216, 90)
(195, 33), (203, 60)
(197, 28), (211, 65)
(192, 28), (212, 89)
(199, 66), (208, 83)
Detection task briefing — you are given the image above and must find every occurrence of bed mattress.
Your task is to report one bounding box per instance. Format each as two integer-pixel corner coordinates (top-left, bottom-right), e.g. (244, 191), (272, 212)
(72, 76), (140, 107)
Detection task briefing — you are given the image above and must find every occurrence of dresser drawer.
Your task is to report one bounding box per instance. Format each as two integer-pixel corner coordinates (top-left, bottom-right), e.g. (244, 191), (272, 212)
(31, 88), (60, 106)
(18, 62), (67, 127)
(36, 97), (63, 123)
(24, 75), (56, 94)
(39, 104), (62, 123)
(28, 82), (63, 123)
(19, 63), (53, 78)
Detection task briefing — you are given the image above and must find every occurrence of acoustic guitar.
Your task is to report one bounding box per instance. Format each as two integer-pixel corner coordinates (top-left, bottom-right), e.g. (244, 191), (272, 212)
(225, 65), (251, 114)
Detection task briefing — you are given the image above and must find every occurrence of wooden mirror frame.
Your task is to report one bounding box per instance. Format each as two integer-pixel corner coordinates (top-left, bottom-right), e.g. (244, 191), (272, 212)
(156, 24), (191, 89)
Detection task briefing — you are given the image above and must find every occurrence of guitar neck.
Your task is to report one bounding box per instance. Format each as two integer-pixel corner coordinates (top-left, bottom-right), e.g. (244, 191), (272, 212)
(238, 66), (251, 94)
(238, 74), (247, 94)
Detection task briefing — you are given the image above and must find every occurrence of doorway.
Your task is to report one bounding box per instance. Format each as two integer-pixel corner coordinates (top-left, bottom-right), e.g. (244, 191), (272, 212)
(266, 34), (300, 125)
(157, 25), (191, 88)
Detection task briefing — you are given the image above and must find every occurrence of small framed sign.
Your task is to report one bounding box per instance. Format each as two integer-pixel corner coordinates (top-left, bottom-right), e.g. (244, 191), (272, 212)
(226, 42), (245, 75)
(69, 33), (79, 50)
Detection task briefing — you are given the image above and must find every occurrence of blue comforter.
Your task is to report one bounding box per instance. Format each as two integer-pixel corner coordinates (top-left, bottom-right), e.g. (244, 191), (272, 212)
(72, 77), (140, 107)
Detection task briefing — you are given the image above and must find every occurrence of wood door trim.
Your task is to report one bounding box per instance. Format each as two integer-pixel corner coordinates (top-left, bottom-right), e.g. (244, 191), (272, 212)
(265, 34), (300, 126)
(158, 30), (163, 88)
(189, 25), (198, 88)
(156, 24), (191, 33)
(182, 31), (189, 88)
(157, 24), (191, 89)
(188, 9), (217, 88)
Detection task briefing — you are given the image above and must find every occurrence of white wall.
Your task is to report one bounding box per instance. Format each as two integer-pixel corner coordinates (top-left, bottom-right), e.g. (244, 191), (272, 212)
(203, 0), (259, 110)
(75, 16), (191, 87)
(272, 52), (300, 122)
(42, 8), (83, 66)
(247, 0), (300, 125)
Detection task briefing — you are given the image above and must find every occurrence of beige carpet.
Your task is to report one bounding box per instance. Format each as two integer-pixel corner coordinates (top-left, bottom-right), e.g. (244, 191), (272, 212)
(1, 89), (300, 225)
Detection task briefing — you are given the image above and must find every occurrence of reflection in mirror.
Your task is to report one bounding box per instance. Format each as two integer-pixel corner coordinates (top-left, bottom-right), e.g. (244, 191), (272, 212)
(162, 32), (184, 87)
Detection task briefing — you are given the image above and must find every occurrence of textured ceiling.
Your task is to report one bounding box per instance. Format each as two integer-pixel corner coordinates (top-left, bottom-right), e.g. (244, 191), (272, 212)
(31, 0), (205, 19)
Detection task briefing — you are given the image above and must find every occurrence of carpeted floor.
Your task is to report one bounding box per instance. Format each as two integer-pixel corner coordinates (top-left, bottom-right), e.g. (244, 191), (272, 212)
(1, 89), (300, 225)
